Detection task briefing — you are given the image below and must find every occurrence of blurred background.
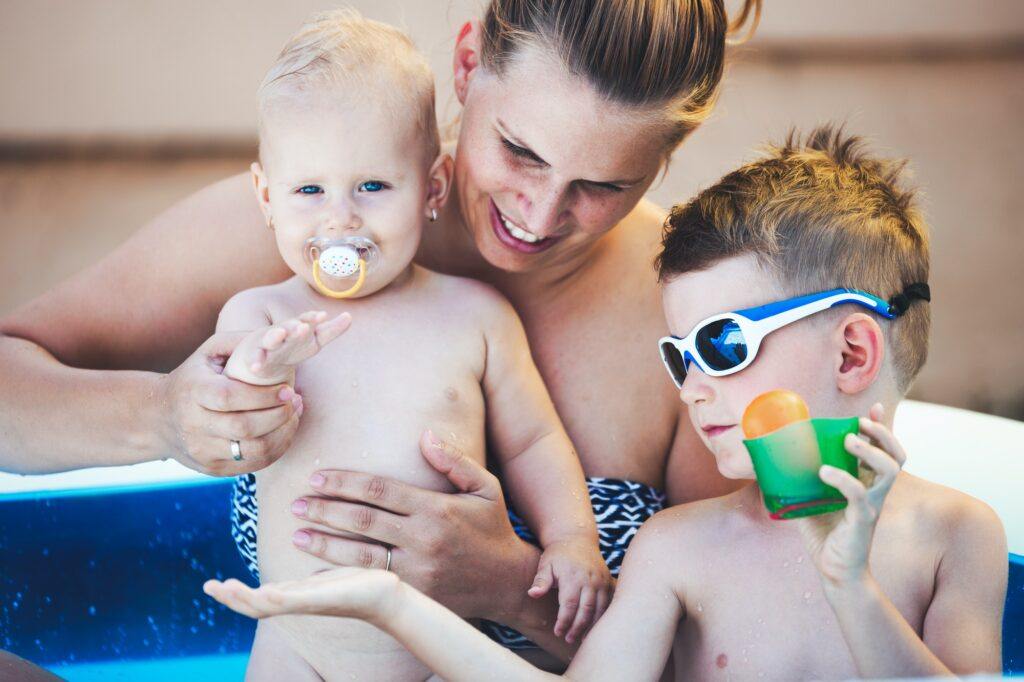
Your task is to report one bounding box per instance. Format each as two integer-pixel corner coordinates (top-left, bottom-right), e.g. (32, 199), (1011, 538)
(1, 0), (1022, 419)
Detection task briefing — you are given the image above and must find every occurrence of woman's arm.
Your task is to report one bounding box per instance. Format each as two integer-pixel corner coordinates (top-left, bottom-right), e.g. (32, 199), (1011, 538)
(0, 173), (299, 474)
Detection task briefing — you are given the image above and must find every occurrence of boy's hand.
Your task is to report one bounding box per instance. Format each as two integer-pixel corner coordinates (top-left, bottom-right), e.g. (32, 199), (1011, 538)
(223, 310), (351, 386)
(528, 536), (613, 644)
(204, 566), (401, 625)
(797, 403), (906, 587)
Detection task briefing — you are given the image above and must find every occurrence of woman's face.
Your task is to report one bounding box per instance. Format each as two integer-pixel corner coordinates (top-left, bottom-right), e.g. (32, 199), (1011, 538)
(453, 38), (671, 275)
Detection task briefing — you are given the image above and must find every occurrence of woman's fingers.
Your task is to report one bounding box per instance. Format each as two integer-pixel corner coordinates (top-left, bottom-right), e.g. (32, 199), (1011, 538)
(204, 579), (265, 618)
(419, 430), (503, 501)
(200, 401), (296, 441)
(292, 530), (392, 570)
(307, 470), (422, 516)
(194, 375), (295, 413)
(291, 498), (406, 546)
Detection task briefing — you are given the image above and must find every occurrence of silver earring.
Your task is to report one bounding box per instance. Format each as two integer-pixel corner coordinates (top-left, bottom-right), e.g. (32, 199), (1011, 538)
(429, 208), (438, 222)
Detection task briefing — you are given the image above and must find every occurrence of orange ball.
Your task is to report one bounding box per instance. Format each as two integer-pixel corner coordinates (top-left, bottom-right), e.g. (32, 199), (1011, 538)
(741, 390), (811, 439)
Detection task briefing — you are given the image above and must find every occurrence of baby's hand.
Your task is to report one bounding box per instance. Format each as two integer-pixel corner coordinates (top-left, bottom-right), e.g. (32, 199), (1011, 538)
(528, 537), (613, 644)
(224, 310), (351, 386)
(797, 402), (907, 587)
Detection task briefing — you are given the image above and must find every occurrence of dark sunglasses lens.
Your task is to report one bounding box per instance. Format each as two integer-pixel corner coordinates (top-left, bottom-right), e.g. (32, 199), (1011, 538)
(660, 342), (687, 385)
(695, 319), (747, 371)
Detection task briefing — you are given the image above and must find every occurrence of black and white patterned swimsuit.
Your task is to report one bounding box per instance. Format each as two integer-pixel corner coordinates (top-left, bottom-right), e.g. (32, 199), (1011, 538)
(230, 473), (665, 650)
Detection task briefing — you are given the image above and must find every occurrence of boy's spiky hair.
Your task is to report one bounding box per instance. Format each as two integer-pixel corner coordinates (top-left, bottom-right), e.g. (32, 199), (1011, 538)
(656, 125), (931, 392)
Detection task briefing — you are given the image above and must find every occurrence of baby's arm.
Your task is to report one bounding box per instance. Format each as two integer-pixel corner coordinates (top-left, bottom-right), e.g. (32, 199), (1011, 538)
(216, 289), (350, 386)
(204, 514), (683, 681)
(478, 292), (611, 639)
(800, 404), (1007, 677)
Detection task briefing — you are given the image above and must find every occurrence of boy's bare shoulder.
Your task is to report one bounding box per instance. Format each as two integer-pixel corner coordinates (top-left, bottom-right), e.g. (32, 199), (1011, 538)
(885, 473), (1005, 552)
(636, 491), (752, 559)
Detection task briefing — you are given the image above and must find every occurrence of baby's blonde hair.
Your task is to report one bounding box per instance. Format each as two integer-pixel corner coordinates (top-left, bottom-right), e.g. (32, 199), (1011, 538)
(258, 8), (439, 160)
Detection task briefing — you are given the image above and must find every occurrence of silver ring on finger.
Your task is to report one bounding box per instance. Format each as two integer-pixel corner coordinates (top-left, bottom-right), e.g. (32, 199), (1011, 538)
(230, 440), (243, 461)
(385, 547), (392, 573)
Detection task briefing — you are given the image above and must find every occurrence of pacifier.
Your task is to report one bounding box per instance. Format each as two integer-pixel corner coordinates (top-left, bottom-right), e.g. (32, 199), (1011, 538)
(303, 236), (380, 299)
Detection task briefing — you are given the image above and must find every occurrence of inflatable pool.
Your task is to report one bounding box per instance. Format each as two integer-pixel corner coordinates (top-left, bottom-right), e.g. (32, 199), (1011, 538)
(1, 400), (1020, 678)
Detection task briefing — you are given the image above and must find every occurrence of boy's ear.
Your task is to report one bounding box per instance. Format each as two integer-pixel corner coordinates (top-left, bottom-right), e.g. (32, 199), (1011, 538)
(251, 161), (273, 228)
(833, 313), (886, 395)
(453, 21), (482, 104)
(425, 153), (455, 219)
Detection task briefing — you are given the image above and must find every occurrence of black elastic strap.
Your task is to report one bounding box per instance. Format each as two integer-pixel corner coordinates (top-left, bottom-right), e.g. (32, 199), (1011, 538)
(887, 282), (931, 317)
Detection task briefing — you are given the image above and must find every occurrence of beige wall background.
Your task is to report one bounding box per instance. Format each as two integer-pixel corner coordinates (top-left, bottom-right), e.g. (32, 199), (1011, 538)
(1, 1), (1022, 419)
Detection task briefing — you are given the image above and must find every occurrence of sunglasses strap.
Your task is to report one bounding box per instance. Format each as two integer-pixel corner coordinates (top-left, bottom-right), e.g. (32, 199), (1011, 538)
(887, 282), (931, 317)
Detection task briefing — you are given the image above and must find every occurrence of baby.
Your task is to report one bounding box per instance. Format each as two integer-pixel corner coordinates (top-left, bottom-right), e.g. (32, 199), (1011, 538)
(215, 10), (611, 680)
(208, 127), (1007, 680)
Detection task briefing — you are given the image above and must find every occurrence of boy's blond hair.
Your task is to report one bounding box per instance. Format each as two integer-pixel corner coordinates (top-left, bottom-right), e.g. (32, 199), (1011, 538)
(258, 8), (439, 160)
(656, 125), (931, 392)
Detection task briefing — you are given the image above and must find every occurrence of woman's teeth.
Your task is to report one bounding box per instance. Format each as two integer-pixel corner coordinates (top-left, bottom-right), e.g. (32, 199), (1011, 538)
(500, 214), (542, 243)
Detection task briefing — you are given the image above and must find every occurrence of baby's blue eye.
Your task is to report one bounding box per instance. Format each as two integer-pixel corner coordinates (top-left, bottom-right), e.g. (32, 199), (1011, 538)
(297, 185), (323, 194)
(359, 181), (385, 193)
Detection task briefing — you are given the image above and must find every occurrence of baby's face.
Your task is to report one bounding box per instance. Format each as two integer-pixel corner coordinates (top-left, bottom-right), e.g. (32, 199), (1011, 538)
(661, 255), (842, 479)
(256, 92), (434, 297)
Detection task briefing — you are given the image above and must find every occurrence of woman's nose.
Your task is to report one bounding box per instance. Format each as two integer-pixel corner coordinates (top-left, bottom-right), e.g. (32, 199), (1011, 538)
(517, 184), (570, 237)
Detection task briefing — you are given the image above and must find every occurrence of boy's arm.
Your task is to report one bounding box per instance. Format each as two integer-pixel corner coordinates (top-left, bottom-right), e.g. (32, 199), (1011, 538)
(478, 292), (596, 548)
(823, 496), (1006, 677)
(802, 405), (1006, 677)
(204, 512), (684, 681)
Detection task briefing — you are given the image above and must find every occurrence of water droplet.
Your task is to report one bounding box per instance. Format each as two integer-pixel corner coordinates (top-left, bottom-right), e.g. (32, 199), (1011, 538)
(696, 602), (704, 613)
(782, 560), (789, 568)
(796, 556), (803, 564)
(758, 672), (765, 678)
(803, 591), (812, 600)
(88, 605), (96, 616)
(351, 379), (359, 388)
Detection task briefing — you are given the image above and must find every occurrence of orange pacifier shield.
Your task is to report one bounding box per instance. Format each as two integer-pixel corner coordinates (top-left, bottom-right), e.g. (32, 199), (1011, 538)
(741, 390), (811, 439)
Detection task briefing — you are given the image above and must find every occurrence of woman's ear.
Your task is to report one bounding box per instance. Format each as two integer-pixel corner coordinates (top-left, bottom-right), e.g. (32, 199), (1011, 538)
(453, 20), (482, 104)
(425, 154), (455, 220)
(251, 162), (273, 228)
(833, 312), (886, 395)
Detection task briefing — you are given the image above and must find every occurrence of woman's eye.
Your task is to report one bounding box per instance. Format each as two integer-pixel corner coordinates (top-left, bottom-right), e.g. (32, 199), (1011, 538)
(500, 137), (544, 165)
(296, 185), (323, 195)
(358, 181), (387, 193)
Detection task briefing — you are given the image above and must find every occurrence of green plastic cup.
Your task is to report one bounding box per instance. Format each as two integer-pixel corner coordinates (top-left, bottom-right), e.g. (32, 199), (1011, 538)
(743, 417), (859, 519)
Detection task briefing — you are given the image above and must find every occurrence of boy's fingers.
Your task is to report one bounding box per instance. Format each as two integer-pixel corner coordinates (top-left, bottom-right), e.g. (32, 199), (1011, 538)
(857, 418), (907, 468)
(820, 465), (868, 516)
(528, 562), (554, 598)
(845, 434), (900, 484)
(566, 587), (597, 643)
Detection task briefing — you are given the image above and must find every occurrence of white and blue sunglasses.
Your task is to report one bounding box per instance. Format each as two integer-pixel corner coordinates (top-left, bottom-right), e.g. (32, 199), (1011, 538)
(657, 286), (929, 388)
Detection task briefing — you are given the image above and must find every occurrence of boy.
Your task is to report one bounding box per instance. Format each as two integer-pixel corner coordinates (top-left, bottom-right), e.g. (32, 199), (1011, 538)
(207, 127), (1008, 680)
(217, 10), (612, 680)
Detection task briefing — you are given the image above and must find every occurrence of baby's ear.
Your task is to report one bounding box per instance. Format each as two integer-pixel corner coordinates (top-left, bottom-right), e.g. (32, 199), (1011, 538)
(251, 162), (273, 228)
(426, 153), (455, 219)
(833, 312), (886, 395)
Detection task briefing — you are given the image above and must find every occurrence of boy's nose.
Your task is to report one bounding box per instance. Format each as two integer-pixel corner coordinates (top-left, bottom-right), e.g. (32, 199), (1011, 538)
(680, 366), (714, 406)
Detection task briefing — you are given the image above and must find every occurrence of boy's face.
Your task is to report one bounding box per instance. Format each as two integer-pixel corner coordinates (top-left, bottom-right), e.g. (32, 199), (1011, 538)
(661, 255), (846, 479)
(256, 92), (434, 297)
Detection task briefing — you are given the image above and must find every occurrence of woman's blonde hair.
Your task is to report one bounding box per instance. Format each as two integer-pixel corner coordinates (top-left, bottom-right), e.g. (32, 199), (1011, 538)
(479, 0), (761, 153)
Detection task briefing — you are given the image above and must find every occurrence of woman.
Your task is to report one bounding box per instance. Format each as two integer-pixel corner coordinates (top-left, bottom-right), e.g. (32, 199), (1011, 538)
(0, 0), (757, 663)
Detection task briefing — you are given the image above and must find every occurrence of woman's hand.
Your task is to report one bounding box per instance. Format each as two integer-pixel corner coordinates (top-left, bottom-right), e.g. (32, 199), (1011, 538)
(797, 403), (907, 588)
(288, 431), (538, 622)
(204, 567), (402, 625)
(159, 331), (305, 476)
